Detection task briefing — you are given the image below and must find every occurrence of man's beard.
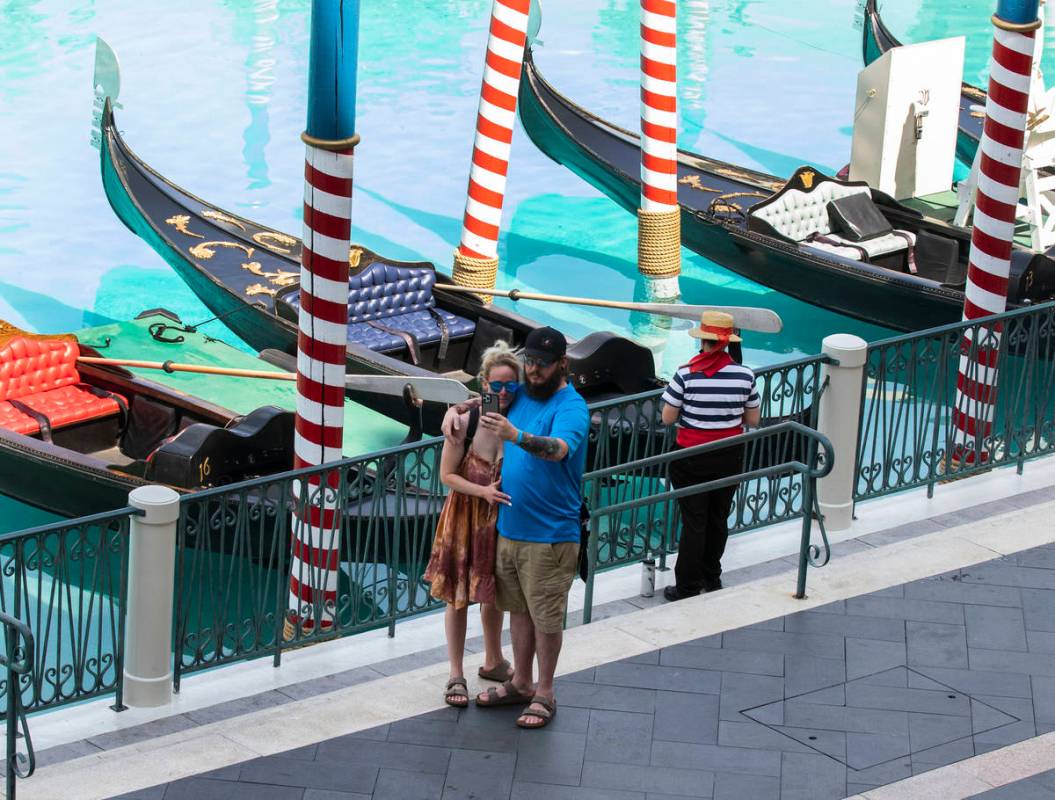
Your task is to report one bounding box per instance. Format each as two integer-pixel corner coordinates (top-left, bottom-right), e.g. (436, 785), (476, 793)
(524, 367), (563, 400)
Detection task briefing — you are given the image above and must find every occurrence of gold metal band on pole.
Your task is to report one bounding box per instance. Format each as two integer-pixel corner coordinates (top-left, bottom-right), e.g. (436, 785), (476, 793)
(991, 14), (1041, 31)
(300, 131), (362, 151)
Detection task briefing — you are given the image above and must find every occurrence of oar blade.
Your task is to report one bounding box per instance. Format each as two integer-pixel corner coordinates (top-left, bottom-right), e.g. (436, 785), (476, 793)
(344, 375), (472, 404)
(640, 303), (783, 333)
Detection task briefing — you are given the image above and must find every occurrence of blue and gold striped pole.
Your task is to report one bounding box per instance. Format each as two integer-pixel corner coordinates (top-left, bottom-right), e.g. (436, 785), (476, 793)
(288, 0), (361, 637)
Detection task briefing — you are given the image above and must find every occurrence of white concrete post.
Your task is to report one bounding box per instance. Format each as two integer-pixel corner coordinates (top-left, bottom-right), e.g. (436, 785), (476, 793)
(816, 334), (868, 531)
(123, 485), (179, 707)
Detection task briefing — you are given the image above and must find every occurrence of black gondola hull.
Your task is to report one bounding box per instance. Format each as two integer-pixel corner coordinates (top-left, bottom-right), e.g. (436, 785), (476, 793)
(517, 50), (980, 331)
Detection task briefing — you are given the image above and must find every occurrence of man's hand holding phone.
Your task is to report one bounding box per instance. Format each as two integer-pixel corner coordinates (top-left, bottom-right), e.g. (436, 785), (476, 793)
(480, 392), (500, 416)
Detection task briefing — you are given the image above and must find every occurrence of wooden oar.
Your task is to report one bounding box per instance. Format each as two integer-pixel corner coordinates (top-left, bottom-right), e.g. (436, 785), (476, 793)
(437, 284), (783, 333)
(77, 357), (473, 404)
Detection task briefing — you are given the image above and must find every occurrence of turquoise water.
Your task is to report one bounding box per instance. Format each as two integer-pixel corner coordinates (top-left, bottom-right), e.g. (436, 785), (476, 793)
(2, 0), (1052, 529)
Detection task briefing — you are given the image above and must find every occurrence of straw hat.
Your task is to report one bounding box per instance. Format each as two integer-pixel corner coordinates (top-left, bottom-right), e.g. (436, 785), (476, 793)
(688, 310), (742, 343)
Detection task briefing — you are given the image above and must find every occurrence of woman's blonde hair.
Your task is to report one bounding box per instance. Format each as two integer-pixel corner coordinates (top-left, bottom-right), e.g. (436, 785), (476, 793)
(478, 339), (521, 383)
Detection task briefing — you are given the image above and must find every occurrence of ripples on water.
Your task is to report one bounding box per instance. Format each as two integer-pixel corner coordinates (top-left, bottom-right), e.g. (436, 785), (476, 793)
(1, 0), (1049, 525)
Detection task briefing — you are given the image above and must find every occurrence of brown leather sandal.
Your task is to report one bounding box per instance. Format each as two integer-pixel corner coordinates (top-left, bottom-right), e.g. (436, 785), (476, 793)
(475, 680), (534, 707)
(477, 658), (514, 682)
(444, 677), (469, 708)
(516, 696), (556, 729)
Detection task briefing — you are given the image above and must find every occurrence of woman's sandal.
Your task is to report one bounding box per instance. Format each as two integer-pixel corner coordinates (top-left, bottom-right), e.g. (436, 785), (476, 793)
(475, 680), (534, 707)
(516, 696), (556, 729)
(444, 677), (469, 708)
(477, 658), (514, 682)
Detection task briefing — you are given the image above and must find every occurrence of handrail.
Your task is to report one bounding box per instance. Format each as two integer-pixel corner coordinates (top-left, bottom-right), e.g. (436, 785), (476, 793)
(866, 297), (1055, 348)
(1, 612), (35, 800)
(584, 421), (832, 482)
(0, 506), (141, 544)
(581, 422), (834, 622)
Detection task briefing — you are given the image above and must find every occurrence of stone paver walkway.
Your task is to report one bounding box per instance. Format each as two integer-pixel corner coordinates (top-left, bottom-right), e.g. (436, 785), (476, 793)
(967, 768), (1055, 799)
(112, 542), (1055, 800)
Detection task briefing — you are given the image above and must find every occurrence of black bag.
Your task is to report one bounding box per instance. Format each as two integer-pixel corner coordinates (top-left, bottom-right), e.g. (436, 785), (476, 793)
(827, 193), (892, 242)
(577, 499), (591, 581)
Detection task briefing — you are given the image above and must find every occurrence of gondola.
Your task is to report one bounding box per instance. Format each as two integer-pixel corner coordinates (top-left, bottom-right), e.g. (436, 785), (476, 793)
(517, 49), (1055, 331)
(0, 315), (439, 560)
(861, 0), (985, 167)
(99, 101), (664, 436)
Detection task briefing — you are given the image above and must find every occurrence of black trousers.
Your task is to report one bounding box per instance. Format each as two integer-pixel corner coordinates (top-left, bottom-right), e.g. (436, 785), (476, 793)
(668, 443), (744, 592)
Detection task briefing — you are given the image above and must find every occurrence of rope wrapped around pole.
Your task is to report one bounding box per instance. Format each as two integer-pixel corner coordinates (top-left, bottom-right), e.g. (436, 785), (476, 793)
(637, 207), (681, 278)
(452, 250), (500, 303)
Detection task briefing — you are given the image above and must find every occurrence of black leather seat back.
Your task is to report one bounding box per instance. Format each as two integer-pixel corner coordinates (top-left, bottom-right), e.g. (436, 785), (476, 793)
(567, 332), (657, 395)
(147, 406), (294, 488)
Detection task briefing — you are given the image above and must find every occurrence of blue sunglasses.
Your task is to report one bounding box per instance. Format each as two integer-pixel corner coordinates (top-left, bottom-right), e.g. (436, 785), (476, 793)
(488, 380), (520, 393)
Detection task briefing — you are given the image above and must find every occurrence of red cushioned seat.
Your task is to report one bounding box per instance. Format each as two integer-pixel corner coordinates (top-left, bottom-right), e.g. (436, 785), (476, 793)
(0, 401), (40, 435)
(0, 336), (125, 436)
(17, 384), (122, 429)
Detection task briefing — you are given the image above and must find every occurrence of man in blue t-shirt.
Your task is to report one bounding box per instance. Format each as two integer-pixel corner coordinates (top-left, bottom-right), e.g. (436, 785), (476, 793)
(470, 326), (589, 729)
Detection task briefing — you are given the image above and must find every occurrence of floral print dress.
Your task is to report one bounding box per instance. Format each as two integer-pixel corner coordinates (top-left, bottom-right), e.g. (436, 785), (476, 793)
(423, 447), (501, 608)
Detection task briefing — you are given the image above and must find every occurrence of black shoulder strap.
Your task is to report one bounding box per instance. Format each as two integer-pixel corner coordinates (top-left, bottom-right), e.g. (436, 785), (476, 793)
(465, 405), (480, 446)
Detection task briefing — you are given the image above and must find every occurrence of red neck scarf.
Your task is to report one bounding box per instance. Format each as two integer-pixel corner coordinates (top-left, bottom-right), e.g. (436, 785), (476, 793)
(686, 347), (734, 377)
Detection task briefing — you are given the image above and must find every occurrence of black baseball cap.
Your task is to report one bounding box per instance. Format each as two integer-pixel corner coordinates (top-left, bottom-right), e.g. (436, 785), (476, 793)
(523, 326), (566, 362)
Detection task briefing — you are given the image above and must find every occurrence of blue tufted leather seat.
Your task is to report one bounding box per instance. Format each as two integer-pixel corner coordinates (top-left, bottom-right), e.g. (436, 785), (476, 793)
(284, 261), (475, 354)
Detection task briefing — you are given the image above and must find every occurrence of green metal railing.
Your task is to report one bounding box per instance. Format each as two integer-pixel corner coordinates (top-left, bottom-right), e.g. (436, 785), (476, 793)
(581, 421), (834, 622)
(856, 300), (1055, 500)
(168, 353), (828, 682)
(0, 509), (133, 715)
(583, 354), (827, 572)
(2, 611), (35, 799)
(173, 438), (446, 687)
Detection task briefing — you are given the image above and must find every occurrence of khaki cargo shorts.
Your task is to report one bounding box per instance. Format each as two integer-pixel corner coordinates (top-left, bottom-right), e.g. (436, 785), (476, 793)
(494, 536), (579, 634)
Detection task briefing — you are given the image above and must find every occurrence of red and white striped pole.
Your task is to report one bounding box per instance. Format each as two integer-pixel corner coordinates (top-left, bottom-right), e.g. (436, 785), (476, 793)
(288, 0), (360, 636)
(452, 0), (531, 301)
(638, 0), (681, 302)
(951, 0), (1039, 467)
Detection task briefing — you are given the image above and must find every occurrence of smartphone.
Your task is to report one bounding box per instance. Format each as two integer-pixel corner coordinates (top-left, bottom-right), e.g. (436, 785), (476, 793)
(480, 392), (500, 416)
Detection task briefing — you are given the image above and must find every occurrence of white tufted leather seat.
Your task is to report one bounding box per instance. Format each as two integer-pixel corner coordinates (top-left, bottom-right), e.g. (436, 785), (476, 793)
(750, 182), (913, 261)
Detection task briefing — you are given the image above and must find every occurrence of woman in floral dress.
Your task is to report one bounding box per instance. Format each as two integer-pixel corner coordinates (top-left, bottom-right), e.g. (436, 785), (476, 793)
(424, 341), (520, 706)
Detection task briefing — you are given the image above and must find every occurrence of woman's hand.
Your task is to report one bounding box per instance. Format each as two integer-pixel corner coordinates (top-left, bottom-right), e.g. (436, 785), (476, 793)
(478, 479), (512, 507)
(441, 397), (482, 439)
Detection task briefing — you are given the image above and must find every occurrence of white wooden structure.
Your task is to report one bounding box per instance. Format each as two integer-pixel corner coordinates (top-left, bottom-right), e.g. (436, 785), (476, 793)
(849, 37), (966, 200)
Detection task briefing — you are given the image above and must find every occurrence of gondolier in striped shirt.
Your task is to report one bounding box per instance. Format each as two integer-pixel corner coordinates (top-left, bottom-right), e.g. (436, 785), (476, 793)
(660, 311), (760, 600)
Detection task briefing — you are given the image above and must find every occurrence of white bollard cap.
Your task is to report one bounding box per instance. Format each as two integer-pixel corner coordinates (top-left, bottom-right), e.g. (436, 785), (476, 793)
(822, 333), (868, 369)
(129, 485), (181, 525)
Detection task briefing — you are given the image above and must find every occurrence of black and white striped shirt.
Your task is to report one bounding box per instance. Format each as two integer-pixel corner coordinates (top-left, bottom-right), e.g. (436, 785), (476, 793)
(661, 362), (761, 432)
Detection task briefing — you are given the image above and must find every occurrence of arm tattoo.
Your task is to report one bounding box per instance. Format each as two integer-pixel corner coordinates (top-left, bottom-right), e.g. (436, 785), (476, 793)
(517, 432), (566, 461)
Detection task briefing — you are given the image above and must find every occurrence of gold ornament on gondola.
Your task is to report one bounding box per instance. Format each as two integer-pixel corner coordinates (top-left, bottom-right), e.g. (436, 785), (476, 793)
(241, 261), (299, 287)
(245, 283), (277, 297)
(678, 175), (719, 193)
(252, 231), (298, 254)
(0, 320), (77, 350)
(711, 166), (783, 191)
(349, 247), (362, 268)
(798, 169), (816, 189)
(188, 241), (255, 260)
(202, 210), (247, 231)
(165, 215), (205, 239)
